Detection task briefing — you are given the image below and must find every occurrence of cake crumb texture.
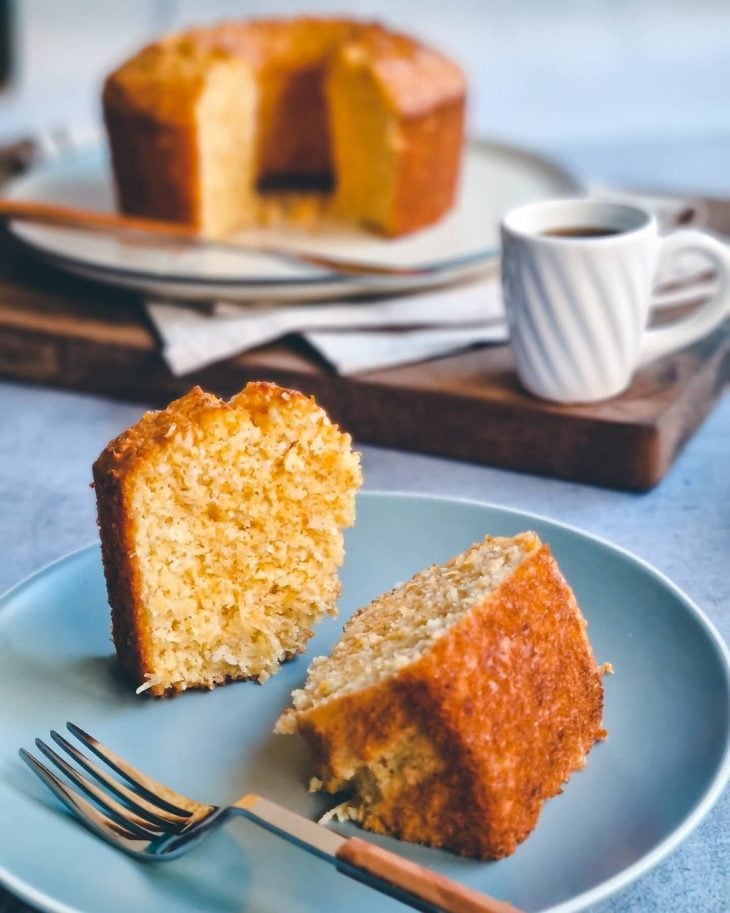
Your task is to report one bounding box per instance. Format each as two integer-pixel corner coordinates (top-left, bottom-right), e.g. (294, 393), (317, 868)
(276, 532), (606, 859)
(93, 382), (362, 696)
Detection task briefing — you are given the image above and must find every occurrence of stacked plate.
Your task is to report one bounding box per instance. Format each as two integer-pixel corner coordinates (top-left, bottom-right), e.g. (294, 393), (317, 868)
(4, 140), (579, 302)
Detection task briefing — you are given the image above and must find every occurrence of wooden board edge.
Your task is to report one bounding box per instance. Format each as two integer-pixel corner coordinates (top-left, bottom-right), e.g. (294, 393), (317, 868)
(1, 320), (704, 492)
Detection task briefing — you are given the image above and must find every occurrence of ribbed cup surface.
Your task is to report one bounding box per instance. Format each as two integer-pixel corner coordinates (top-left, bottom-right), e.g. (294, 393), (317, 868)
(502, 231), (656, 402)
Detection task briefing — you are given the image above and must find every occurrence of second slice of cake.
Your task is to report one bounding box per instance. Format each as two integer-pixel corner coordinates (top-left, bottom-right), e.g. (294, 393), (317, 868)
(276, 532), (607, 859)
(93, 382), (362, 696)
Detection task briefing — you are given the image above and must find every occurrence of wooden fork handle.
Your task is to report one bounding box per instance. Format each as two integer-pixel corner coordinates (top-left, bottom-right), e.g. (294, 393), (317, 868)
(0, 197), (426, 277)
(0, 198), (205, 243)
(336, 837), (524, 913)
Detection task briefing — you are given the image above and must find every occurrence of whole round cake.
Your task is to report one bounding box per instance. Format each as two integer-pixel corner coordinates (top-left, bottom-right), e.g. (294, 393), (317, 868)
(102, 17), (467, 238)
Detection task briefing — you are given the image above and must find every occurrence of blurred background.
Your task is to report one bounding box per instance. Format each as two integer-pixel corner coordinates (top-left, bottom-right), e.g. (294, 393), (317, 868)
(0, 0), (728, 195)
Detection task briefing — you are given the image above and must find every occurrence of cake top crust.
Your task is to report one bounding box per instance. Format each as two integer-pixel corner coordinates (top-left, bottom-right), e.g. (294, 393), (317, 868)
(103, 17), (466, 122)
(93, 382), (349, 480)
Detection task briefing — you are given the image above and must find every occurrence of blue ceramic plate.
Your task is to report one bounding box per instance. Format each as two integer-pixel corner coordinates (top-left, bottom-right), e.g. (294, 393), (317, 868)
(1, 493), (728, 913)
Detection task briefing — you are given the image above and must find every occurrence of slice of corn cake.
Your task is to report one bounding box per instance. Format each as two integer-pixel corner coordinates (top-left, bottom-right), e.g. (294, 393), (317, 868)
(276, 532), (607, 859)
(93, 382), (362, 696)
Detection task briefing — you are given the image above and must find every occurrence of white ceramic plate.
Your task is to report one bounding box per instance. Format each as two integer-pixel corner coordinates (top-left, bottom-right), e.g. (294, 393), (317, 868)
(4, 142), (579, 301)
(1, 493), (728, 913)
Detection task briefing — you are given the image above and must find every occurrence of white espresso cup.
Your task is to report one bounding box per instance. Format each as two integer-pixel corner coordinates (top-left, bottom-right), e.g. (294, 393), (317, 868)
(500, 198), (730, 403)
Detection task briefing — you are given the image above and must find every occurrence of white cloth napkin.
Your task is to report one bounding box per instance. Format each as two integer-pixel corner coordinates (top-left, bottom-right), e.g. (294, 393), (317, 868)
(145, 193), (713, 376)
(147, 277), (506, 375)
(147, 259), (714, 376)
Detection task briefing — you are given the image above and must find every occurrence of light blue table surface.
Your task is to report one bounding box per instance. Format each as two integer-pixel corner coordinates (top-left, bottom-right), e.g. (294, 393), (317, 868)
(0, 378), (727, 913)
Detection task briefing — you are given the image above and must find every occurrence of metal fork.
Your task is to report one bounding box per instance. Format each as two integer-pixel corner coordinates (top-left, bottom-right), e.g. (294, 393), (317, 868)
(20, 723), (522, 913)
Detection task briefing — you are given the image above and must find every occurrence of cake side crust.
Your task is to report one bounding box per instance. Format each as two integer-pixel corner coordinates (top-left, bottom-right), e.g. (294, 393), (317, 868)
(92, 388), (223, 695)
(386, 95), (465, 236)
(92, 458), (153, 691)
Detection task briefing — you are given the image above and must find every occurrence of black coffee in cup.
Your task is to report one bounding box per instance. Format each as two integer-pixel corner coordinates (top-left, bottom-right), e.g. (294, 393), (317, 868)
(541, 226), (622, 238)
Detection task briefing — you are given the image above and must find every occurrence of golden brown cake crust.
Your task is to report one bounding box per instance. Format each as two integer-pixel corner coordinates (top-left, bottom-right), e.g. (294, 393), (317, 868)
(102, 16), (466, 235)
(102, 110), (200, 225)
(388, 97), (465, 236)
(102, 40), (225, 223)
(104, 19), (465, 123)
(93, 453), (149, 686)
(291, 541), (606, 859)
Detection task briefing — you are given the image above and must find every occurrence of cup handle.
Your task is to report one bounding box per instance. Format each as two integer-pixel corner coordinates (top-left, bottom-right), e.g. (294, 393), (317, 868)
(639, 230), (730, 367)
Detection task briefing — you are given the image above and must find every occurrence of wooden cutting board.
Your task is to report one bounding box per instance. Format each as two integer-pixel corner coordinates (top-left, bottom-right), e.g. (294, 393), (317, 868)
(1, 200), (728, 492)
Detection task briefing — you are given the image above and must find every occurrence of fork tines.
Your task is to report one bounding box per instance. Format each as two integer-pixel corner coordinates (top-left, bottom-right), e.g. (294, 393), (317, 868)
(19, 723), (205, 856)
